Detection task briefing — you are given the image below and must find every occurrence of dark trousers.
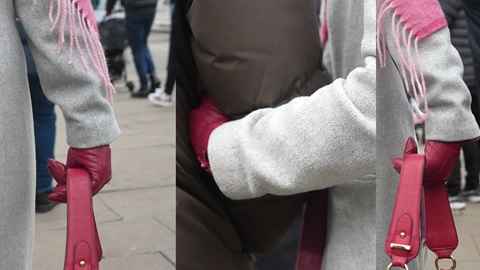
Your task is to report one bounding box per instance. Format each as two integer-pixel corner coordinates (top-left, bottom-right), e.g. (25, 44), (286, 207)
(29, 76), (56, 193)
(165, 6), (176, 95)
(462, 0), (480, 106)
(448, 141), (480, 195)
(125, 12), (156, 88)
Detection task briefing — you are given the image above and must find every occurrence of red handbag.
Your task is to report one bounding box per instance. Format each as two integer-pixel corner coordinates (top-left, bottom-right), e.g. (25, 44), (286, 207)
(385, 140), (458, 270)
(64, 168), (103, 270)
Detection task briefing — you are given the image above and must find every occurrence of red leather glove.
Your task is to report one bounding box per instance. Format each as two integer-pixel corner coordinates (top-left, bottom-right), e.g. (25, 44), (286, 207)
(47, 145), (112, 203)
(392, 137), (476, 185)
(188, 95), (229, 175)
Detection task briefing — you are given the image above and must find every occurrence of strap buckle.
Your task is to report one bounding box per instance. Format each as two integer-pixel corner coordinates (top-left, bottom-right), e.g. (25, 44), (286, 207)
(390, 243), (412, 251)
(435, 256), (456, 270)
(387, 263), (409, 270)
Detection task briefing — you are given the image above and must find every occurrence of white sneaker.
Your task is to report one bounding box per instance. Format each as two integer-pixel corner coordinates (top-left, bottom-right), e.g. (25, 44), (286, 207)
(463, 189), (480, 203)
(148, 88), (172, 107)
(448, 195), (466, 210)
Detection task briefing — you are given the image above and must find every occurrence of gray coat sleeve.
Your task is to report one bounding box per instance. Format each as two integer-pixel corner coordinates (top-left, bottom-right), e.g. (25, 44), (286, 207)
(382, 7), (480, 142)
(207, 1), (376, 200)
(15, 0), (121, 148)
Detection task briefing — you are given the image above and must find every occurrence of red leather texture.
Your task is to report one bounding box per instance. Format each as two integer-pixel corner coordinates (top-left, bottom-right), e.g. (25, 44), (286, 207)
(423, 140), (463, 185)
(424, 184), (458, 259)
(48, 145), (112, 203)
(386, 152), (424, 266)
(387, 137), (460, 267)
(188, 95), (229, 174)
(423, 140), (465, 257)
(64, 169), (102, 270)
(295, 190), (328, 270)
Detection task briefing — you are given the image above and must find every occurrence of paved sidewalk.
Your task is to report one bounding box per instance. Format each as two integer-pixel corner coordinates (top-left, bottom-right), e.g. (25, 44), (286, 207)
(33, 32), (175, 270)
(427, 202), (480, 269)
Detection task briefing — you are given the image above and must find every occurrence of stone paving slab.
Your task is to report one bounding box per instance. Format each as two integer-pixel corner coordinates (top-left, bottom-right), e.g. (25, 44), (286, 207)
(108, 146), (175, 189)
(428, 202), (480, 269)
(100, 253), (175, 270)
(97, 217), (175, 259)
(99, 186), (175, 231)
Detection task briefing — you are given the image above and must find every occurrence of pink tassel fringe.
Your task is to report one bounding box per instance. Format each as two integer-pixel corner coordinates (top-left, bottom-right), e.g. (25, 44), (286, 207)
(377, 0), (448, 113)
(319, 0), (328, 48)
(37, 0), (115, 103)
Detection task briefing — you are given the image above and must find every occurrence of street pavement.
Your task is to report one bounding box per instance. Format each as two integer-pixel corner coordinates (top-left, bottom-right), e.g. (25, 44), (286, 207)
(33, 31), (175, 270)
(427, 199), (480, 269)
(429, 202), (480, 269)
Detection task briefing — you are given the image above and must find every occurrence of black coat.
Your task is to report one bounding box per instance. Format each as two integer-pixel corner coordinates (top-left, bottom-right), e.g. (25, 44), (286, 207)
(440, 0), (475, 88)
(462, 0), (480, 98)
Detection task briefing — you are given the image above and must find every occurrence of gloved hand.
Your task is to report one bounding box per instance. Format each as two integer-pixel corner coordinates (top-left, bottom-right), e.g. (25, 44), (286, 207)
(47, 145), (112, 203)
(188, 95), (229, 175)
(392, 137), (476, 185)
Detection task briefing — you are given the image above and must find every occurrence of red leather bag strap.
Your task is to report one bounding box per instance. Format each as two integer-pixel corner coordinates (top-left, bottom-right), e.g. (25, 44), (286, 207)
(385, 154), (425, 268)
(65, 168), (102, 270)
(386, 140), (459, 269)
(424, 180), (458, 263)
(295, 189), (328, 270)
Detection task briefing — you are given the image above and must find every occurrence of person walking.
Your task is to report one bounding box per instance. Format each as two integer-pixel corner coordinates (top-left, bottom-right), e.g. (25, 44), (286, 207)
(2, 1), (120, 269)
(106, 0), (160, 98)
(149, 0), (174, 107)
(439, 0), (480, 209)
(462, 1), (480, 104)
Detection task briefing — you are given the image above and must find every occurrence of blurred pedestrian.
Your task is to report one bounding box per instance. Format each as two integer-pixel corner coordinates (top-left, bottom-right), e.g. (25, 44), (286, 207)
(462, 0), (480, 191)
(2, 1), (120, 269)
(407, 92), (426, 124)
(439, 0), (480, 209)
(462, 0), (480, 104)
(16, 20), (58, 213)
(106, 0), (160, 98)
(91, 0), (99, 10)
(149, 0), (174, 107)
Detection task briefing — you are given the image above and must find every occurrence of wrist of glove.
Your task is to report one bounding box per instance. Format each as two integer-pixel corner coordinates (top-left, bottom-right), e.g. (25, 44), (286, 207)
(47, 145), (112, 203)
(188, 95), (229, 175)
(392, 137), (479, 186)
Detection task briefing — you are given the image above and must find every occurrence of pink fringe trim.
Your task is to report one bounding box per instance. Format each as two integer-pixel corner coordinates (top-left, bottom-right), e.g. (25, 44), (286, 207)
(377, 0), (447, 113)
(319, 0), (328, 48)
(38, 0), (115, 103)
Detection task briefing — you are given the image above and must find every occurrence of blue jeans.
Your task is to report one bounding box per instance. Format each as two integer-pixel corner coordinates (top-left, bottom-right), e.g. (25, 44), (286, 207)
(125, 12), (156, 88)
(29, 76), (56, 193)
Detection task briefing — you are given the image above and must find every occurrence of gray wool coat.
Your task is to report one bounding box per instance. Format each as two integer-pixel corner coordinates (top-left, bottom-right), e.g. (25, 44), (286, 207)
(0, 1), (120, 269)
(208, 0), (376, 268)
